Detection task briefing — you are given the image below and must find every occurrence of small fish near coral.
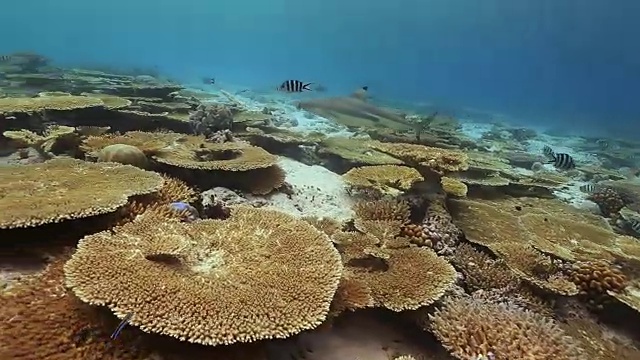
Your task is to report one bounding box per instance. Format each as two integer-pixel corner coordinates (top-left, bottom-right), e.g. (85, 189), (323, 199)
(277, 79), (314, 93)
(111, 312), (133, 340)
(579, 183), (596, 193)
(169, 202), (200, 222)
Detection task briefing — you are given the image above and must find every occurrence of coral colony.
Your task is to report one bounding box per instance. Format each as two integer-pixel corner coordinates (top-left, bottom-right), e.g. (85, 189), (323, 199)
(0, 52), (640, 359)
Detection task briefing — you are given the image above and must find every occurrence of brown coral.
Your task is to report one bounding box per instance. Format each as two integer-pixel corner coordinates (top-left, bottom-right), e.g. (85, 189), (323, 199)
(440, 176), (468, 197)
(369, 141), (469, 174)
(587, 187), (625, 217)
(97, 143), (148, 168)
(64, 206), (343, 346)
(0, 95), (104, 113)
(81, 131), (178, 158)
(0, 158), (163, 229)
(430, 296), (584, 360)
(451, 243), (519, 292)
(342, 165), (424, 195)
(569, 260), (628, 309)
(352, 198), (410, 223)
(154, 141), (277, 171)
(332, 230), (456, 312)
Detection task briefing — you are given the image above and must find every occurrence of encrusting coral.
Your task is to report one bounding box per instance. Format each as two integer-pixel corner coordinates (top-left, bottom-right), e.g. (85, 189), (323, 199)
(429, 296), (584, 360)
(64, 206), (343, 346)
(342, 165), (424, 196)
(0, 158), (164, 229)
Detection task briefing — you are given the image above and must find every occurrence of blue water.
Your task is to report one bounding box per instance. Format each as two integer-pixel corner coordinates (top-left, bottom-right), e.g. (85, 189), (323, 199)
(2, 0), (639, 137)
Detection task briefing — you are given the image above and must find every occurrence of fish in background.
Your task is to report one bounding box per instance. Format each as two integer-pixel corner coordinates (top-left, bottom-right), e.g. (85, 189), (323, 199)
(579, 184), (596, 193)
(277, 79), (314, 93)
(627, 218), (640, 234)
(351, 86), (369, 101)
(0, 55), (12, 62)
(541, 145), (576, 170)
(202, 77), (215, 85)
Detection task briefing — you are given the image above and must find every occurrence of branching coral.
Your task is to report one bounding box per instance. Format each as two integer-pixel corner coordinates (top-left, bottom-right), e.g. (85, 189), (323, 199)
(352, 198), (410, 223)
(64, 206), (343, 346)
(0, 158), (163, 229)
(430, 296), (584, 360)
(451, 243), (519, 292)
(343, 165), (424, 195)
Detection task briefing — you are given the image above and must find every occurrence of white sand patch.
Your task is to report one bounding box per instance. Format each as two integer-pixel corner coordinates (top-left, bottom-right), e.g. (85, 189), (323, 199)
(245, 157), (354, 221)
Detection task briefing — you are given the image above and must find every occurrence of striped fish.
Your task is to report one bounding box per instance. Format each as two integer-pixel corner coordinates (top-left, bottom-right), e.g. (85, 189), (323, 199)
(542, 145), (555, 159)
(0, 55), (11, 62)
(111, 312), (133, 340)
(579, 184), (596, 193)
(277, 80), (313, 93)
(629, 219), (640, 234)
(548, 153), (575, 170)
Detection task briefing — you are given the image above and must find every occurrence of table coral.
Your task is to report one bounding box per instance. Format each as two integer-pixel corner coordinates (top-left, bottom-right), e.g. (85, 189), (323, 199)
(0, 95), (104, 113)
(0, 158), (163, 229)
(64, 206), (343, 346)
(440, 176), (468, 197)
(369, 141), (469, 174)
(343, 165), (423, 195)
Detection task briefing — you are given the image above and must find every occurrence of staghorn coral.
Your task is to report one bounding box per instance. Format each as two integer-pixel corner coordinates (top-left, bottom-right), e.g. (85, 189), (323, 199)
(97, 143), (148, 168)
(352, 198), (411, 223)
(0, 95), (104, 113)
(569, 260), (628, 309)
(343, 165), (424, 195)
(369, 141), (469, 174)
(64, 206), (343, 346)
(429, 296), (584, 360)
(440, 176), (468, 197)
(0, 158), (163, 229)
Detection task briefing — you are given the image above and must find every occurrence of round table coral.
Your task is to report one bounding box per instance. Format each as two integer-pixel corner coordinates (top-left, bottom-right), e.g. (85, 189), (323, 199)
(63, 206), (343, 346)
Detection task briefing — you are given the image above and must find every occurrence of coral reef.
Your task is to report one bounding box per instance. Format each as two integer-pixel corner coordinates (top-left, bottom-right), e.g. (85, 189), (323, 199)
(2, 55), (640, 360)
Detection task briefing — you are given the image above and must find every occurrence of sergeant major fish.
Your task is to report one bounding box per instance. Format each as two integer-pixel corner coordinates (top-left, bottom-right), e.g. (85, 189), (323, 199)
(277, 79), (314, 93)
(549, 152), (575, 170)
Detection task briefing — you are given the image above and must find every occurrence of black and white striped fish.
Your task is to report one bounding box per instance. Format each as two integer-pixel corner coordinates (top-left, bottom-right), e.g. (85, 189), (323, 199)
(542, 145), (555, 159)
(277, 80), (313, 93)
(579, 184), (596, 193)
(0, 55), (11, 62)
(548, 153), (575, 170)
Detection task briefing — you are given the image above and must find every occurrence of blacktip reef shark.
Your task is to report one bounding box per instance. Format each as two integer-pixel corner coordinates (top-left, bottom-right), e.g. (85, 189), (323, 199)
(296, 87), (413, 131)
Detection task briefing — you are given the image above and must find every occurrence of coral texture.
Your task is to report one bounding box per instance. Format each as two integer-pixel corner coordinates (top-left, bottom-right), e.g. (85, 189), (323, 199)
(0, 158), (163, 229)
(342, 165), (423, 195)
(64, 206), (343, 346)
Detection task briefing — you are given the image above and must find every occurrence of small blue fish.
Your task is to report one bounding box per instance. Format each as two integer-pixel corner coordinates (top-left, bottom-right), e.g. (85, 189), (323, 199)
(169, 202), (200, 222)
(111, 312), (133, 340)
